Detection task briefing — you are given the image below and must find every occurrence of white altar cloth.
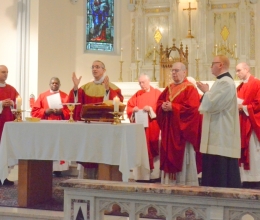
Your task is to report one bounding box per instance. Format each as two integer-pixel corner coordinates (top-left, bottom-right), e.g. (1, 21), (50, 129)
(0, 121), (149, 182)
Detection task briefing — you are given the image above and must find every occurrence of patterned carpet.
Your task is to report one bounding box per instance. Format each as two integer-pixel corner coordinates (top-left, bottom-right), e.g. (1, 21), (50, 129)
(0, 176), (71, 211)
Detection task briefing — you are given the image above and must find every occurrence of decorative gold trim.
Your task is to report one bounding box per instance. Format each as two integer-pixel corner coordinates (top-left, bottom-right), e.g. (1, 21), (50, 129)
(144, 8), (170, 14)
(211, 3), (239, 9)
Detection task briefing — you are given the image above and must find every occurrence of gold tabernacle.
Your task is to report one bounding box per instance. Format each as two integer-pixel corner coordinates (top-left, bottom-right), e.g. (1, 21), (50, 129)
(80, 101), (125, 123)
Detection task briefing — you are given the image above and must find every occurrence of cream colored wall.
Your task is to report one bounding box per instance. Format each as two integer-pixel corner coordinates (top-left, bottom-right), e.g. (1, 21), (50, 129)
(0, 0), (18, 88)
(37, 0), (132, 95)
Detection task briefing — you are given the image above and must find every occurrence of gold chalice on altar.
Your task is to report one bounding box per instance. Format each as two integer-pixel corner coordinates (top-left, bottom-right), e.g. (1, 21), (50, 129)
(63, 103), (80, 122)
(11, 109), (25, 122)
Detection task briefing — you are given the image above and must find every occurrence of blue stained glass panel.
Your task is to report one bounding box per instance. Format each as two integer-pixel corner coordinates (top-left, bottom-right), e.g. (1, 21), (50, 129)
(86, 0), (114, 52)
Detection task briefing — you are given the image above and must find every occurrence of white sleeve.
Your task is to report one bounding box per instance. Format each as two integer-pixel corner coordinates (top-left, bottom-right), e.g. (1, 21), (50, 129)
(148, 106), (156, 119)
(199, 80), (236, 114)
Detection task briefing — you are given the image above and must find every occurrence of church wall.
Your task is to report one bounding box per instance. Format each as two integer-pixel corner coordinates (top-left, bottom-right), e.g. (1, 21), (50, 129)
(0, 0), (18, 88)
(37, 0), (132, 95)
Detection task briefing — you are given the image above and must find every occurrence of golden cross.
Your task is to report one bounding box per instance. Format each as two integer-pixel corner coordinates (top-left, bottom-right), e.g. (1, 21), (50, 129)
(183, 2), (197, 38)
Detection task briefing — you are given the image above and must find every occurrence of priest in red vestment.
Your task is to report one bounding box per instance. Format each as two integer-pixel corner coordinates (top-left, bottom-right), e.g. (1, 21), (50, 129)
(31, 77), (70, 177)
(236, 62), (260, 188)
(0, 65), (19, 186)
(156, 62), (201, 186)
(68, 60), (124, 179)
(127, 74), (161, 181)
(31, 77), (70, 120)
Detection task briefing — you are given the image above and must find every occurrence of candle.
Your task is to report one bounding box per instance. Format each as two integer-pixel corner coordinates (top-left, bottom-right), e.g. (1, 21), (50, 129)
(120, 48), (123, 61)
(113, 96), (120, 112)
(196, 44), (199, 59)
(16, 96), (22, 110)
(153, 47), (156, 60)
(136, 47), (139, 60)
(215, 44), (218, 55)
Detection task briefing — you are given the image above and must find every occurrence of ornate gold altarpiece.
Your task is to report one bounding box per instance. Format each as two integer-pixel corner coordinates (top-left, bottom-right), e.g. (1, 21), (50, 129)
(159, 42), (189, 88)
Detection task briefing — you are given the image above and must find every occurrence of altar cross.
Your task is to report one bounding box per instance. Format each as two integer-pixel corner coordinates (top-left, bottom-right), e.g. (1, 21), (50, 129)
(183, 2), (197, 38)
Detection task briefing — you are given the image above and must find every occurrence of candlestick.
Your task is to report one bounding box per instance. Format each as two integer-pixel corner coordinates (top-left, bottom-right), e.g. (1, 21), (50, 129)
(196, 44), (199, 59)
(136, 47), (139, 60)
(152, 59), (157, 82)
(113, 96), (120, 112)
(118, 61), (123, 82)
(153, 47), (156, 60)
(135, 60), (140, 81)
(195, 58), (200, 81)
(16, 96), (22, 110)
(120, 48), (123, 61)
(215, 44), (218, 56)
(234, 44), (237, 58)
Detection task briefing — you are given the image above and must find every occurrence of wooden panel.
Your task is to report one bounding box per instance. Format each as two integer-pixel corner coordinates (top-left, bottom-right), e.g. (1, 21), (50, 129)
(98, 164), (122, 181)
(18, 160), (53, 207)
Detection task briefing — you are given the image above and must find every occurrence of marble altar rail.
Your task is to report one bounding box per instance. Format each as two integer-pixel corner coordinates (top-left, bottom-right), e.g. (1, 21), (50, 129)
(60, 179), (260, 220)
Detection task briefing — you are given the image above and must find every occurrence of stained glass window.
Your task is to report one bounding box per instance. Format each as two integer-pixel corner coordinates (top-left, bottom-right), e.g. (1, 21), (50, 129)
(86, 0), (114, 52)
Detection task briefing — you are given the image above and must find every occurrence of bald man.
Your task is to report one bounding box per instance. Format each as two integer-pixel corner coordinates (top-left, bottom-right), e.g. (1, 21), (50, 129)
(127, 74), (161, 181)
(0, 65), (19, 186)
(236, 62), (260, 188)
(157, 62), (201, 186)
(197, 55), (241, 188)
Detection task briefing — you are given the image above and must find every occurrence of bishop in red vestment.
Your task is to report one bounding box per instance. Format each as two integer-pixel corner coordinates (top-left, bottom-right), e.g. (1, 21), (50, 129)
(68, 60), (124, 174)
(156, 62), (201, 185)
(236, 62), (260, 187)
(0, 65), (19, 186)
(127, 74), (161, 170)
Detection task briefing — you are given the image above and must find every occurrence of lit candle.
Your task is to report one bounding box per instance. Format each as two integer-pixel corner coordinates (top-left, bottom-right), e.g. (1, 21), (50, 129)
(196, 44), (199, 59)
(136, 47), (139, 60)
(113, 96), (120, 112)
(120, 48), (123, 61)
(153, 47), (156, 60)
(16, 96), (22, 110)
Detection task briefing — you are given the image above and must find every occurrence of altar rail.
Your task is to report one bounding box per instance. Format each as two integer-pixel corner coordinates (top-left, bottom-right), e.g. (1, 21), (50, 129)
(60, 179), (260, 220)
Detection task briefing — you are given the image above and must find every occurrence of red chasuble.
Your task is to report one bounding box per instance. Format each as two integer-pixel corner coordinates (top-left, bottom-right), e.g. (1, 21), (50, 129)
(68, 81), (124, 168)
(127, 86), (161, 169)
(237, 76), (260, 170)
(156, 79), (201, 173)
(68, 82), (123, 121)
(0, 84), (19, 140)
(31, 90), (70, 120)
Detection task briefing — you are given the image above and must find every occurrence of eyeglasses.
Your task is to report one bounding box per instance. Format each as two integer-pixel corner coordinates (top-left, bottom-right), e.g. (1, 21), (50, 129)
(91, 65), (103, 69)
(171, 69), (181, 73)
(211, 62), (221, 67)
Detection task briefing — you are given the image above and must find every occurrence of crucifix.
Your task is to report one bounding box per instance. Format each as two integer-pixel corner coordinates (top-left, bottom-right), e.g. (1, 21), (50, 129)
(183, 2), (197, 38)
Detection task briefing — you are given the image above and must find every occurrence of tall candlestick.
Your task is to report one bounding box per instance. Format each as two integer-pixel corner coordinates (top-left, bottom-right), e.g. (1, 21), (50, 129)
(196, 44), (199, 59)
(113, 96), (120, 112)
(120, 48), (123, 61)
(136, 47), (139, 60)
(215, 44), (218, 56)
(16, 96), (22, 110)
(153, 47), (156, 60)
(234, 44), (237, 58)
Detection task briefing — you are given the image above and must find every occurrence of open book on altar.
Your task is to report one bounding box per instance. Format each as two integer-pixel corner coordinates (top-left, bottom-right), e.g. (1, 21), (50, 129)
(80, 101), (126, 123)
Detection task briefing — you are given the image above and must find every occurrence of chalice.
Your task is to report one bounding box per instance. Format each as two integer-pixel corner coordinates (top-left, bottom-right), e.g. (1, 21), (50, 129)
(63, 103), (80, 122)
(11, 109), (25, 122)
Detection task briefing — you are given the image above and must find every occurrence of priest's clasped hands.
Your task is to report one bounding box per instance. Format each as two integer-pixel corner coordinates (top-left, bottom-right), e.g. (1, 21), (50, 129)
(162, 101), (172, 112)
(45, 108), (63, 116)
(1, 98), (13, 107)
(133, 106), (151, 112)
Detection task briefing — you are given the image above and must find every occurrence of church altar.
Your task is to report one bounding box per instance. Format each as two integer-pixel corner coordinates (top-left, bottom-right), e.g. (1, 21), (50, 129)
(0, 121), (149, 207)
